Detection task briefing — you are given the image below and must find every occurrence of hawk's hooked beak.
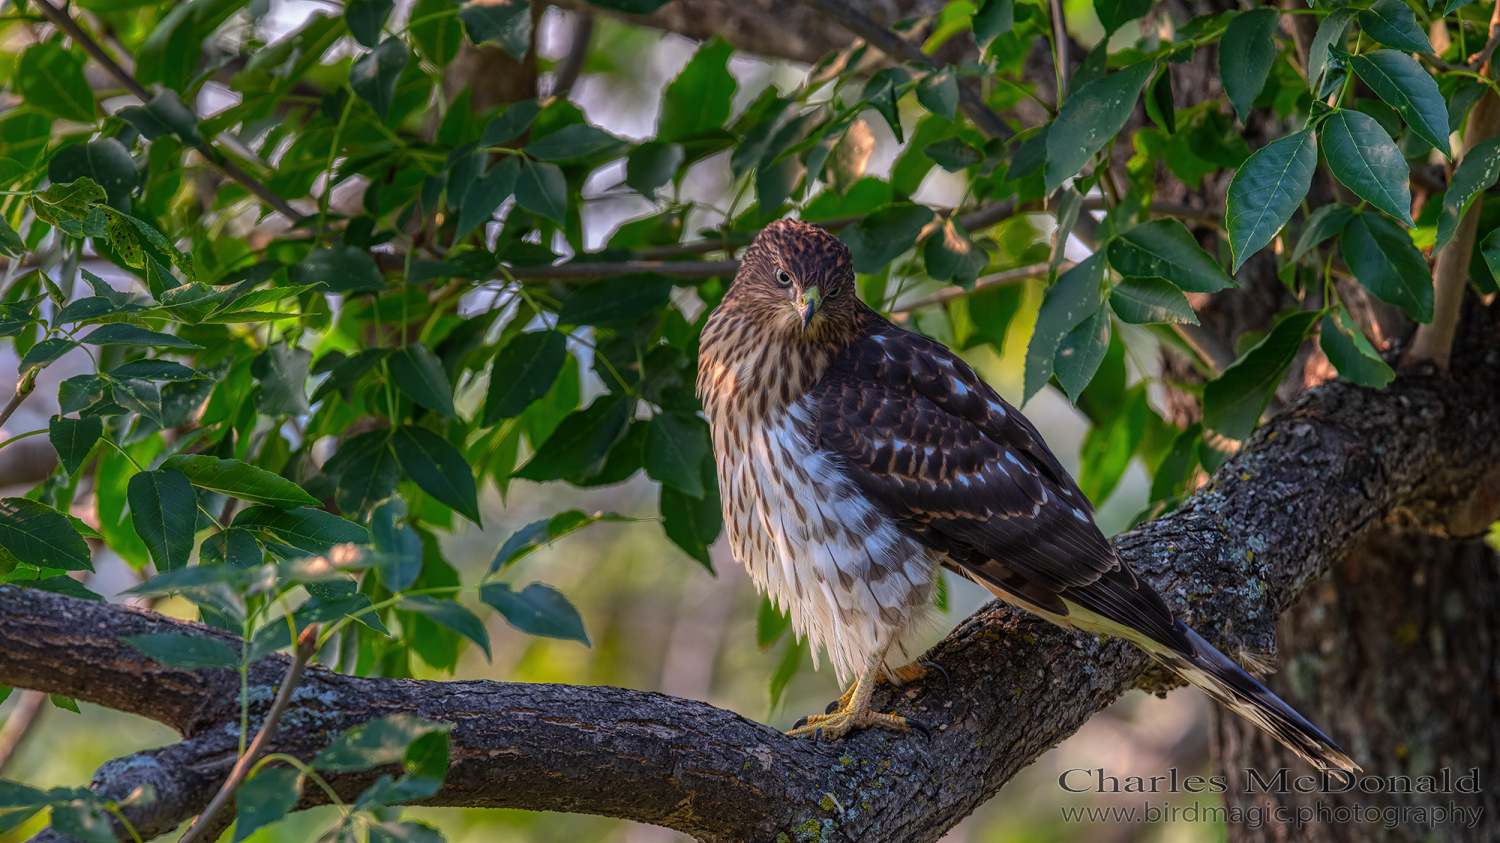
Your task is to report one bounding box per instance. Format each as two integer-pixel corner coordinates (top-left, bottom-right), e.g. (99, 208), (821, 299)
(796, 286), (823, 330)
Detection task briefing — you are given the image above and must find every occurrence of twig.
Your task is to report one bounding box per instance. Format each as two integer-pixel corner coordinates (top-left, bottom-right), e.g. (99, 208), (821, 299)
(792, 0), (1014, 140)
(30, 0), (303, 222)
(0, 372), (37, 431)
(173, 625), (319, 843)
(0, 690), (45, 774)
(552, 13), (594, 99)
(1049, 0), (1071, 103)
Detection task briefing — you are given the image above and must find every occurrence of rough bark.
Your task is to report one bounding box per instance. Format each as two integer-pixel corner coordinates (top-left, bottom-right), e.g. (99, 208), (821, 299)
(1216, 530), (1500, 843)
(4, 303), (1498, 843)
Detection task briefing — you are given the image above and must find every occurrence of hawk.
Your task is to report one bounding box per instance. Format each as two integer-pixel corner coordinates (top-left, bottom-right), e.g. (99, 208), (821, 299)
(697, 219), (1354, 771)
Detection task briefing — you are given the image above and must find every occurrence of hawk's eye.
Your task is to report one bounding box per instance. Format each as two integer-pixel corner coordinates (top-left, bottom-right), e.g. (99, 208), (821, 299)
(775, 269), (792, 287)
(826, 286), (840, 298)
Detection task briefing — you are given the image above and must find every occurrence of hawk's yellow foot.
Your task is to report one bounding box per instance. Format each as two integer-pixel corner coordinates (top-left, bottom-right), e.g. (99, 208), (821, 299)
(786, 662), (932, 740)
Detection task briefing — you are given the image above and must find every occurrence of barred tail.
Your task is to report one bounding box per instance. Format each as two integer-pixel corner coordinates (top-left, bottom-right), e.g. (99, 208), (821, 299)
(1157, 621), (1358, 773)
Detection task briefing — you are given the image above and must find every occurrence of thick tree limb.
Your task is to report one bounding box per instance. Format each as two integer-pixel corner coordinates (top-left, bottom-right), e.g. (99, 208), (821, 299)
(3, 304), (1498, 842)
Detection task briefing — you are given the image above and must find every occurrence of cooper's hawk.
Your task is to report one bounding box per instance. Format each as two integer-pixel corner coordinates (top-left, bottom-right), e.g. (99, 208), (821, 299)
(697, 219), (1354, 771)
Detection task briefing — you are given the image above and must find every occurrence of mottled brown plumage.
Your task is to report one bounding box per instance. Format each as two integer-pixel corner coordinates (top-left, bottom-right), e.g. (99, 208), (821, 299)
(698, 219), (1353, 770)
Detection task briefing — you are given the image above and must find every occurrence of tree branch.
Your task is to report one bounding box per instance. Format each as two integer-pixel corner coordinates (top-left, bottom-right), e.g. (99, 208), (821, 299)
(31, 0), (304, 222)
(4, 305), (1499, 843)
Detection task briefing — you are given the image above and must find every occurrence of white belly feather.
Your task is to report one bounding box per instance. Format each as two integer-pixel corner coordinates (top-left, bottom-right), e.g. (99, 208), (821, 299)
(716, 398), (937, 684)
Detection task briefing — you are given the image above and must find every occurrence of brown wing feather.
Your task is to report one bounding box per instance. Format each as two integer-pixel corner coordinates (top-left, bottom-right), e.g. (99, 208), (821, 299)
(807, 322), (1189, 652)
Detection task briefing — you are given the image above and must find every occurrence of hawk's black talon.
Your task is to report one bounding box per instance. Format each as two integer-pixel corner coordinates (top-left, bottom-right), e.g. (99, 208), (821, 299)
(825, 699), (841, 714)
(906, 718), (933, 741)
(793, 715), (809, 730)
(813, 726), (824, 741)
(921, 660), (950, 686)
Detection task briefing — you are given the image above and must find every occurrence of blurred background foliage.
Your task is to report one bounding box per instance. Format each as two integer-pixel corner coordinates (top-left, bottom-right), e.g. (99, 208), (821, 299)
(3, 0), (1480, 836)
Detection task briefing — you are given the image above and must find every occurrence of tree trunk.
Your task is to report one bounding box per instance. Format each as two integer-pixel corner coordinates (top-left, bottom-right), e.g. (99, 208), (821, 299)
(1216, 530), (1500, 843)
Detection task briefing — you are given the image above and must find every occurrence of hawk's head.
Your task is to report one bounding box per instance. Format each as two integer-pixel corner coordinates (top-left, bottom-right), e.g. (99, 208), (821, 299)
(730, 219), (860, 338)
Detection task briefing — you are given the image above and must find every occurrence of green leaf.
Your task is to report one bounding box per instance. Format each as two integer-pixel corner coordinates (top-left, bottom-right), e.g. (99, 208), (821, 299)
(128, 469), (198, 571)
(480, 99), (540, 147)
(161, 454), (320, 508)
(121, 632), (239, 670)
(625, 141), (685, 195)
(1218, 8), (1279, 123)
(486, 509), (625, 572)
(972, 0), (1013, 45)
(658, 36), (736, 143)
(20, 338), (77, 375)
(1093, 0), (1150, 35)
(345, 0), (394, 48)
(410, 0), (461, 64)
(1350, 51), (1451, 157)
(200, 527), (262, 569)
(117, 91), (203, 146)
(288, 245), (387, 294)
(1480, 226), (1500, 283)
(313, 715), (451, 771)
(756, 595), (791, 647)
(1109, 276), (1199, 324)
(1340, 211), (1433, 322)
(233, 766), (303, 842)
(332, 434), (399, 522)
(1290, 203), (1355, 263)
(1202, 310), (1321, 441)
(234, 505), (370, 552)
(28, 178), (105, 226)
(455, 155), (519, 239)
(369, 498), (421, 591)
(49, 140), (138, 210)
(525, 123), (622, 161)
(0, 498), (91, 571)
(1106, 220), (1235, 292)
(108, 360), (198, 382)
(558, 274), (674, 328)
(924, 218), (987, 287)
(1144, 67), (1176, 134)
(1436, 136), (1500, 252)
(515, 394), (632, 483)
(839, 203), (936, 274)
(1320, 306), (1394, 388)
(398, 595), (491, 659)
(1320, 109), (1411, 225)
(1045, 61), (1154, 192)
(16, 42), (95, 123)
(1055, 307), (1111, 404)
(351, 39), (409, 121)
(392, 426), (482, 525)
(484, 331), (568, 423)
(1307, 9), (1354, 95)
(644, 411), (711, 498)
(768, 637), (801, 710)
(388, 342), (457, 418)
(1225, 128), (1317, 271)
(83, 323), (200, 349)
(50, 801), (113, 843)
(112, 378), (164, 424)
(479, 582), (590, 644)
(459, 0), (531, 60)
(1358, 0), (1433, 54)
(915, 68), (959, 120)
(514, 159), (566, 224)
(49, 415), (102, 475)
(252, 346), (313, 417)
(1024, 252), (1105, 403)
(923, 137), (982, 172)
